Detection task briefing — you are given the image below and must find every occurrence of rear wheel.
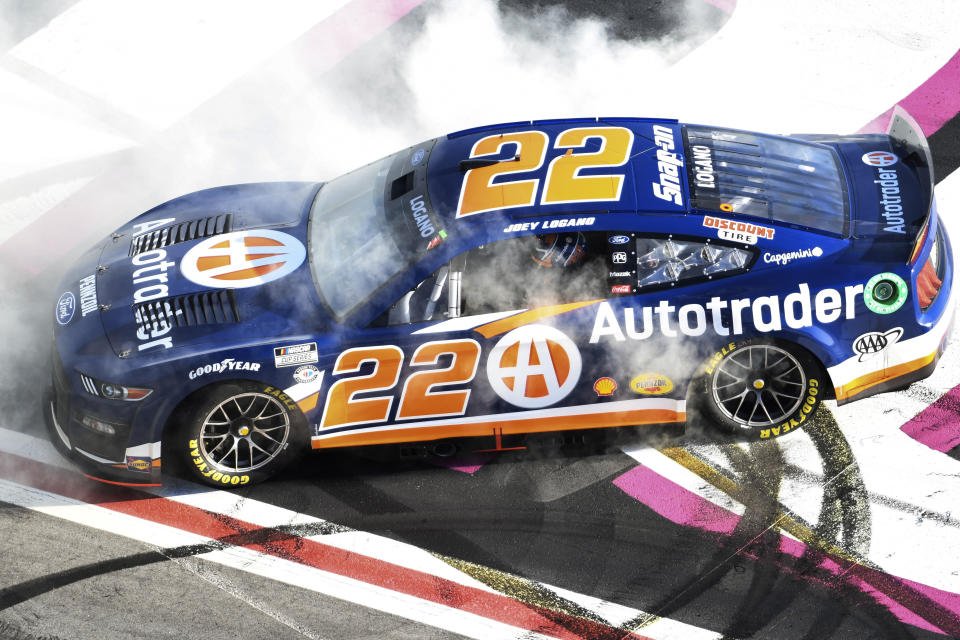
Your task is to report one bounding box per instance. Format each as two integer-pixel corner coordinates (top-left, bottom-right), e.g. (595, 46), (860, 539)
(178, 382), (308, 487)
(699, 340), (823, 439)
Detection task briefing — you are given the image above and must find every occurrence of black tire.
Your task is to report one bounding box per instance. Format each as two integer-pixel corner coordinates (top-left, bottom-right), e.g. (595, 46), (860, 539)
(696, 339), (824, 439)
(178, 381), (309, 487)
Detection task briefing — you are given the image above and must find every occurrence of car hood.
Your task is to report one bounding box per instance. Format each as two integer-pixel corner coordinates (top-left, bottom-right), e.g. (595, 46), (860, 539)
(93, 182), (327, 357)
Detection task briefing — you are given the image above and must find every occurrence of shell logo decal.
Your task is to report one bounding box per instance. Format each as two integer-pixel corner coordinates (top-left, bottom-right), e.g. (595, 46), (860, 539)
(593, 377), (617, 396)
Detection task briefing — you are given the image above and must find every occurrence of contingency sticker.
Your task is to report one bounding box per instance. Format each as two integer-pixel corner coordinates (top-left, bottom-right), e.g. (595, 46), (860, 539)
(274, 342), (318, 367)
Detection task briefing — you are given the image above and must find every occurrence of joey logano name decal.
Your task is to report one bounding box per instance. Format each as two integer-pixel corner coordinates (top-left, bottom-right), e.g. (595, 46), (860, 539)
(651, 125), (684, 206)
(486, 325), (581, 409)
(590, 282), (864, 343)
(503, 217), (596, 233)
(181, 229), (306, 289)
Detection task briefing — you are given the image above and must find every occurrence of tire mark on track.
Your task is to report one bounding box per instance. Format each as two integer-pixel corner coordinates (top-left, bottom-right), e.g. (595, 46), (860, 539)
(308, 474), (654, 639)
(0, 517), (348, 610)
(618, 409), (960, 637)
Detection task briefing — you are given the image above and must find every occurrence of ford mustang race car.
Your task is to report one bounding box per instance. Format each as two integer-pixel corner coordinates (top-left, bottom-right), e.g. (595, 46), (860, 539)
(46, 107), (953, 487)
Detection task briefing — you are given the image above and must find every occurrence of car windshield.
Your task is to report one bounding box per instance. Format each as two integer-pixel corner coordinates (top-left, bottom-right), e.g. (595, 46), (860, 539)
(683, 126), (849, 235)
(308, 145), (442, 320)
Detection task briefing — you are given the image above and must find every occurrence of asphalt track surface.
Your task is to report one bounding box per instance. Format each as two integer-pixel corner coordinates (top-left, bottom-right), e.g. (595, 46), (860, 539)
(1, 1), (960, 639)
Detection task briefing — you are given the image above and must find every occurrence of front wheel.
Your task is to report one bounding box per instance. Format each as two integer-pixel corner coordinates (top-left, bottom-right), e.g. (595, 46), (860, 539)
(178, 382), (308, 487)
(698, 340), (824, 439)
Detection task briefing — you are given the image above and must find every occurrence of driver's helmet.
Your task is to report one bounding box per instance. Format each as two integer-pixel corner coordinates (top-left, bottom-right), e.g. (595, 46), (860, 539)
(531, 232), (587, 268)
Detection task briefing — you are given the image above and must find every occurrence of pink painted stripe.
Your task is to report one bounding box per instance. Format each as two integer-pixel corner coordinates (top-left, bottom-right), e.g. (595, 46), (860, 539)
(431, 453), (491, 474)
(900, 386), (960, 453)
(613, 465), (740, 534)
(613, 466), (960, 635)
(859, 48), (960, 135)
(701, 0), (736, 13)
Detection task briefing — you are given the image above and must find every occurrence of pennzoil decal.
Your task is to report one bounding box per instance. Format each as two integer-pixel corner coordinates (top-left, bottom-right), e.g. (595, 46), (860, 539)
(629, 373), (674, 395)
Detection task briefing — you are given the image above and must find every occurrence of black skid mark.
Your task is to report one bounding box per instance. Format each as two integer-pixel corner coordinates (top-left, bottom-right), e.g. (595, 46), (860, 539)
(306, 474), (637, 640)
(714, 439), (812, 638)
(806, 410), (872, 556)
(798, 411), (960, 638)
(0, 518), (348, 611)
(617, 440), (790, 629)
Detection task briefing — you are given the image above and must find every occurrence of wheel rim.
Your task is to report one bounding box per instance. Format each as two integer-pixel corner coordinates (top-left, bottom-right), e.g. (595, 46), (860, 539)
(199, 392), (291, 473)
(711, 345), (806, 428)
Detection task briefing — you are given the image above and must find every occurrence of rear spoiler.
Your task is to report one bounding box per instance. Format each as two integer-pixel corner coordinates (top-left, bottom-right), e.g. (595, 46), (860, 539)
(887, 107), (936, 263)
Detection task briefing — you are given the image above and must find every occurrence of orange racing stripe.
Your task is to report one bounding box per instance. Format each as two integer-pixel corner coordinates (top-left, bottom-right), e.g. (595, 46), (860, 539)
(311, 408), (684, 449)
(472, 300), (603, 338)
(834, 351), (938, 401)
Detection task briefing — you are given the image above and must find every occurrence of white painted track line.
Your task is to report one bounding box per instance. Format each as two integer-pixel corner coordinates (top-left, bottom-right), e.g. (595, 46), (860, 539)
(0, 427), (721, 640)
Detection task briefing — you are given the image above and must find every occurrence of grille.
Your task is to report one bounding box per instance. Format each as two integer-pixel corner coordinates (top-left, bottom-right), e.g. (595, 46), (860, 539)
(134, 290), (240, 334)
(51, 347), (71, 428)
(128, 214), (232, 256)
(79, 373), (100, 396)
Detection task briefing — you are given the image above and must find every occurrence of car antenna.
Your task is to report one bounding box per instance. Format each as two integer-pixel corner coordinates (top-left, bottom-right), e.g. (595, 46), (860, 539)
(459, 154), (520, 171)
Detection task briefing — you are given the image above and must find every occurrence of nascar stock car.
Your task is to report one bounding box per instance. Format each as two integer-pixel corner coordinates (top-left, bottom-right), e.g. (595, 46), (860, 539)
(46, 107), (953, 487)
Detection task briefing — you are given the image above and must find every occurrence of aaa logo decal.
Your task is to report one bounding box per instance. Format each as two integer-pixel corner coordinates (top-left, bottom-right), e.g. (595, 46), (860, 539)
(181, 230), (306, 289)
(486, 325), (581, 409)
(853, 328), (902, 362)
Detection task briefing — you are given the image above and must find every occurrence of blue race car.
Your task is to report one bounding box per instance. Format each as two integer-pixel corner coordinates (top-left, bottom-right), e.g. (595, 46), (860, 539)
(47, 108), (953, 487)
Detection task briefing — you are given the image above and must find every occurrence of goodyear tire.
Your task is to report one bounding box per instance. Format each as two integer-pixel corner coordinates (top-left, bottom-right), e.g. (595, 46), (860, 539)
(697, 339), (823, 439)
(179, 381), (308, 487)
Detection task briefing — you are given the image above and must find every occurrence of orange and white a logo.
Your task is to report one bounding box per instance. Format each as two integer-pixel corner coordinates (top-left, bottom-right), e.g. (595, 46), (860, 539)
(486, 325), (581, 409)
(180, 230), (306, 289)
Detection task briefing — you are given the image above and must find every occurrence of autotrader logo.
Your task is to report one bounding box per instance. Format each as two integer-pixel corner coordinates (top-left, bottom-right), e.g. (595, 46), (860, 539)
(181, 230), (306, 289)
(486, 325), (581, 409)
(862, 151), (897, 167)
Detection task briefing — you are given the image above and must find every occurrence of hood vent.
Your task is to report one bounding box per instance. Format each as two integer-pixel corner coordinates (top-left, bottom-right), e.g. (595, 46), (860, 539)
(133, 290), (240, 334)
(129, 214), (232, 256)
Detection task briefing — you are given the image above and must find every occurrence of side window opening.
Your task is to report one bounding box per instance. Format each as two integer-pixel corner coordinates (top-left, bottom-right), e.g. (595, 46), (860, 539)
(372, 231), (754, 327)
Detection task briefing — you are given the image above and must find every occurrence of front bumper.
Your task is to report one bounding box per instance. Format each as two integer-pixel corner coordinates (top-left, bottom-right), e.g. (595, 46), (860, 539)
(47, 348), (162, 486)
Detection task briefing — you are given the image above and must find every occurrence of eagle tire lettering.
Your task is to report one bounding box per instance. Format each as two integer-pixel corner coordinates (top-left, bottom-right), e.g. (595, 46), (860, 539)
(179, 381), (308, 488)
(697, 339), (825, 439)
